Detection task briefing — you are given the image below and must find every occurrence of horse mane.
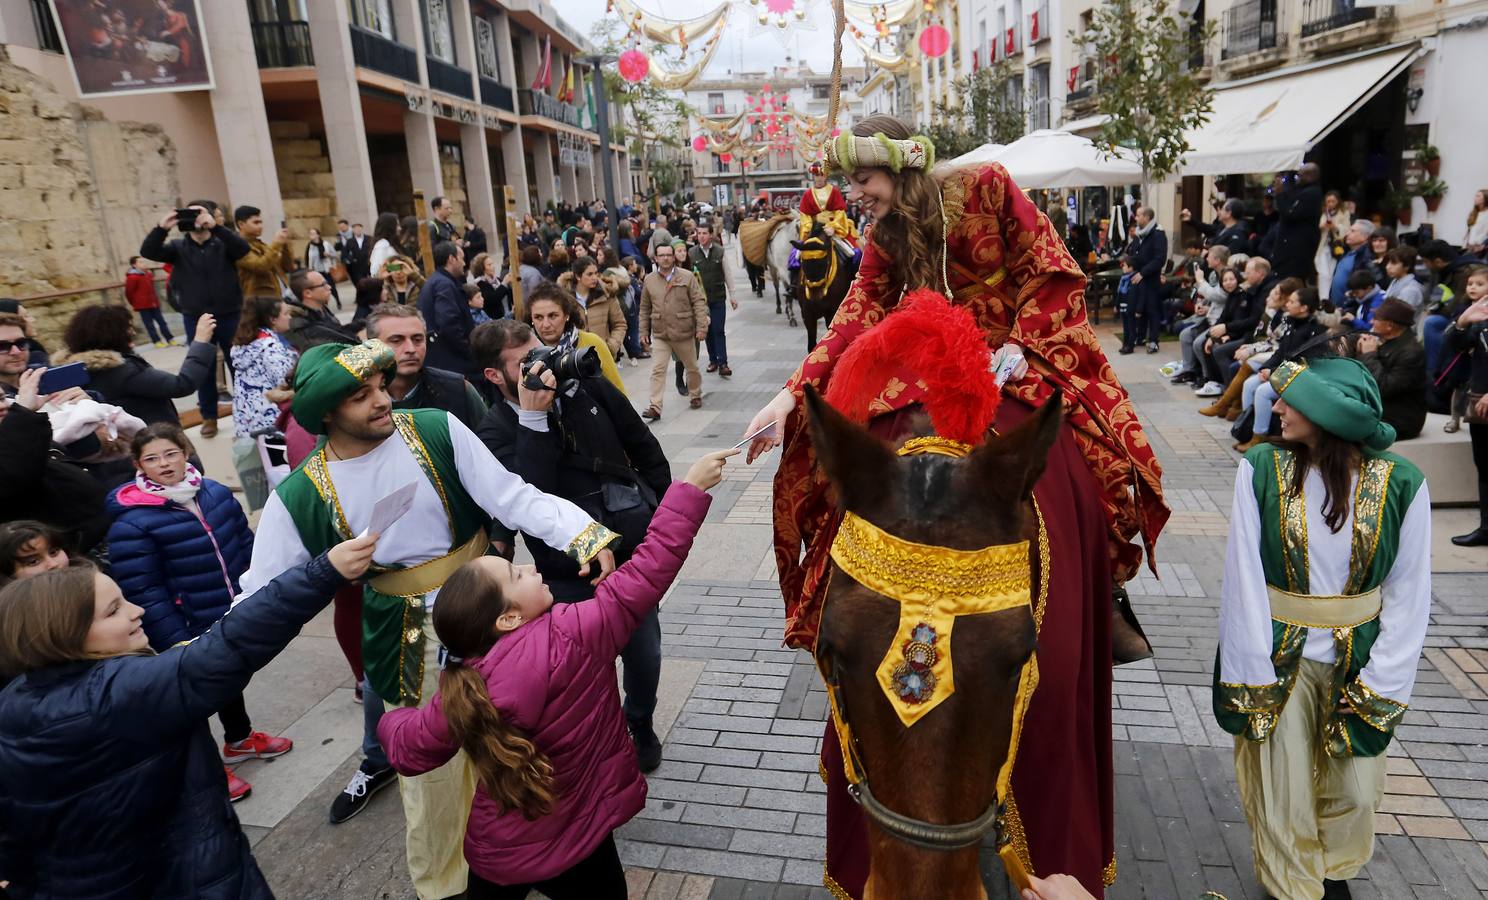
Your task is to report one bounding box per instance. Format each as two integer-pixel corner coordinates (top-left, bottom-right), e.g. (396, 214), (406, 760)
(824, 289), (1001, 445)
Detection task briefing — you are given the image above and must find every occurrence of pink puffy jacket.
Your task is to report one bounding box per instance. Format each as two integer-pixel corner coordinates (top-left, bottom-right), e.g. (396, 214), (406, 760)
(377, 482), (710, 885)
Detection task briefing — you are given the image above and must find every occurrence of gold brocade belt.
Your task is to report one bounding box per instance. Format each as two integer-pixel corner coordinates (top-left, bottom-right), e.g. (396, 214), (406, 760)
(368, 528), (488, 598)
(1267, 585), (1382, 629)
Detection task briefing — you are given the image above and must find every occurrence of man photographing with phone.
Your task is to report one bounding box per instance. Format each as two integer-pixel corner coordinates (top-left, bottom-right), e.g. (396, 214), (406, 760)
(140, 204), (251, 437)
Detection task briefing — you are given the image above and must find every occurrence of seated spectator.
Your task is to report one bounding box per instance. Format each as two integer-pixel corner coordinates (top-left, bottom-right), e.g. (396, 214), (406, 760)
(1367, 227), (1396, 288)
(1197, 257), (1274, 397)
(1383, 247), (1426, 311)
(55, 304), (216, 427)
(1355, 298), (1428, 441)
(363, 303), (487, 429)
(1171, 245), (1233, 385)
(521, 282), (626, 394)
(1231, 285), (1326, 448)
(285, 268), (358, 352)
(106, 422), (288, 802)
(1205, 279), (1292, 424)
(1339, 269), (1386, 331)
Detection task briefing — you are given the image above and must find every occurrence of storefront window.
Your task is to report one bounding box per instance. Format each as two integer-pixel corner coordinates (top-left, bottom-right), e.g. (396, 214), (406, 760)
(475, 17), (499, 78)
(349, 0), (395, 39)
(424, 0), (455, 63)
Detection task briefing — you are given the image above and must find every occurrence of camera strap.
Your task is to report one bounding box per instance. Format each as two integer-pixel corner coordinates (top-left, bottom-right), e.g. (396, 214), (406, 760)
(559, 451), (658, 509)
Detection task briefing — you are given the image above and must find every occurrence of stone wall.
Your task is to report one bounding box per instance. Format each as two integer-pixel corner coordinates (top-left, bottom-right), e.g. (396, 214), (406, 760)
(0, 47), (178, 346)
(271, 120), (339, 263)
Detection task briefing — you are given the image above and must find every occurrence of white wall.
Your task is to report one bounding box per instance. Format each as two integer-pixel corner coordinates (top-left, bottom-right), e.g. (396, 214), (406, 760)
(1410, 26), (1488, 243)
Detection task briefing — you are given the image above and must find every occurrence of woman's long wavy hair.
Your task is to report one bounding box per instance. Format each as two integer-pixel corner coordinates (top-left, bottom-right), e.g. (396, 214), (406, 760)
(849, 115), (947, 296)
(431, 561), (556, 820)
(1274, 429), (1362, 534)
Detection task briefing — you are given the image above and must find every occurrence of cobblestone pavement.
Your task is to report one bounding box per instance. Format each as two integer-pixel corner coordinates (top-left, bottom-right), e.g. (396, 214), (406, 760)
(227, 254), (1488, 899)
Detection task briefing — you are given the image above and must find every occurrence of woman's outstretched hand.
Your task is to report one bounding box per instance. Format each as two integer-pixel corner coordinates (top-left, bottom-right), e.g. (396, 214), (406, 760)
(743, 388), (794, 464)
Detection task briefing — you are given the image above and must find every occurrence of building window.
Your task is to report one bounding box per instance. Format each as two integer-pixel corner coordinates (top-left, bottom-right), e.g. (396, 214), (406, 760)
(1030, 63), (1050, 129)
(708, 92), (725, 114)
(349, 0), (396, 39)
(423, 0), (455, 62)
(812, 84), (829, 99)
(475, 17), (499, 78)
(30, 0), (62, 52)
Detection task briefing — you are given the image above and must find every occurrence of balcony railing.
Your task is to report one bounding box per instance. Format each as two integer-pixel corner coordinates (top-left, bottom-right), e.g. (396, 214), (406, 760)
(518, 89), (582, 128)
(480, 76), (515, 112)
(1221, 0), (1284, 60)
(1301, 0), (1382, 37)
(252, 20), (314, 68)
(348, 25), (419, 82)
(426, 57), (474, 99)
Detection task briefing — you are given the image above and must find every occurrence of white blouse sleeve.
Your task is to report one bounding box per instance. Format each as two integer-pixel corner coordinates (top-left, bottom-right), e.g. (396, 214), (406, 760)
(1358, 481), (1433, 704)
(235, 492), (312, 601)
(1218, 458), (1279, 688)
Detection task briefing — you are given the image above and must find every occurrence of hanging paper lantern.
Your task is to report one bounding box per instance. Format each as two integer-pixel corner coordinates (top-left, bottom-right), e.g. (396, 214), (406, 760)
(720, 152), (733, 163)
(831, 127), (842, 137)
(918, 24), (950, 57)
(692, 135), (708, 153)
(618, 49), (649, 83)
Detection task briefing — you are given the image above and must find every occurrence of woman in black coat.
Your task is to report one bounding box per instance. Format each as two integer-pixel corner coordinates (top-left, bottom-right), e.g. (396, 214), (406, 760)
(0, 375), (109, 556)
(55, 304), (216, 426)
(0, 537), (377, 899)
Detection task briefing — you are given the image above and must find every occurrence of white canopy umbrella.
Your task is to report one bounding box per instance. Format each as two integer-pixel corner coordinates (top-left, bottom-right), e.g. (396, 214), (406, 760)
(946, 141), (1006, 168)
(985, 129), (1144, 189)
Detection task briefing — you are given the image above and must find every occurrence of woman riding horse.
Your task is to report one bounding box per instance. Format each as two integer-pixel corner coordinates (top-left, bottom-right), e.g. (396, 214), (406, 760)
(743, 115), (1171, 897)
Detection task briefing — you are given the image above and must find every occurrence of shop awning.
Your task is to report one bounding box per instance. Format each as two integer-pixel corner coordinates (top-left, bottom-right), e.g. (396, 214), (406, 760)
(1179, 43), (1422, 176)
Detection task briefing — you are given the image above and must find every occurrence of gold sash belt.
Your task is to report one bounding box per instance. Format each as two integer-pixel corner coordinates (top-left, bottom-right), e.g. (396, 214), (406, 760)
(1267, 585), (1382, 629)
(369, 528), (488, 598)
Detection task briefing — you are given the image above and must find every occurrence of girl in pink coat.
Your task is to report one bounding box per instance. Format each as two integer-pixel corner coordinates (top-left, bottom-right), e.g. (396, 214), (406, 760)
(378, 449), (736, 899)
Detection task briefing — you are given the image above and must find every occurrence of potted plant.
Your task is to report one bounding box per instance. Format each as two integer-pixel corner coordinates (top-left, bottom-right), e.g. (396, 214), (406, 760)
(1386, 183), (1413, 226)
(1414, 141), (1441, 177)
(1418, 177), (1448, 213)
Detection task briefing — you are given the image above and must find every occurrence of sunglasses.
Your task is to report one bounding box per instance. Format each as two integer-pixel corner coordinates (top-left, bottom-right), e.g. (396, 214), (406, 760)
(0, 338), (32, 354)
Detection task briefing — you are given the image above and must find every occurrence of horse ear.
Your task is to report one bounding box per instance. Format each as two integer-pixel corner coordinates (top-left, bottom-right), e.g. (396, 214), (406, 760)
(968, 389), (1064, 501)
(803, 384), (896, 512)
(790, 240), (805, 251)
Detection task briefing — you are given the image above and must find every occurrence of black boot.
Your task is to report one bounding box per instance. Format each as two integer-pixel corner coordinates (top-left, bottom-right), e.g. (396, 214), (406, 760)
(1111, 585), (1154, 665)
(1322, 878), (1352, 900)
(629, 720), (662, 773)
(1451, 527), (1488, 547)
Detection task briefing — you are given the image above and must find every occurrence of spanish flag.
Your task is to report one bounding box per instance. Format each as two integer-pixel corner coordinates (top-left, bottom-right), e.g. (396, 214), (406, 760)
(559, 62), (575, 103)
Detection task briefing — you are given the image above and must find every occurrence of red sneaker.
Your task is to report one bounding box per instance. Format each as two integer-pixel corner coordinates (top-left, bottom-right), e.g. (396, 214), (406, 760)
(223, 730), (294, 761)
(224, 766), (252, 802)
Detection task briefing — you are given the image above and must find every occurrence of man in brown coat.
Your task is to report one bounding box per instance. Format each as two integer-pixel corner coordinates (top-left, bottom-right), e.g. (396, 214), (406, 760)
(639, 242), (708, 419)
(233, 204), (295, 298)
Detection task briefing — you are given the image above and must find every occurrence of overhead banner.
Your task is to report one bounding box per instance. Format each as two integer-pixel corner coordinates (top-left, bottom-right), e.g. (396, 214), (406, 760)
(48, 0), (214, 98)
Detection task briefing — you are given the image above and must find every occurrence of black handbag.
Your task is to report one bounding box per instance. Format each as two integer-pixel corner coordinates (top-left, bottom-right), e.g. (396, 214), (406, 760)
(1230, 405), (1256, 443)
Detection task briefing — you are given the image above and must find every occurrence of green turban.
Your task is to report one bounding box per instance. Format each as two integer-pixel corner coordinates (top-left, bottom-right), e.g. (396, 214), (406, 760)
(290, 339), (396, 434)
(1268, 357), (1395, 451)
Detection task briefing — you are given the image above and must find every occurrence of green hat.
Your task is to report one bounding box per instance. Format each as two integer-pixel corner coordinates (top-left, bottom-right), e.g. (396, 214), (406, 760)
(290, 340), (396, 434)
(1268, 357), (1395, 451)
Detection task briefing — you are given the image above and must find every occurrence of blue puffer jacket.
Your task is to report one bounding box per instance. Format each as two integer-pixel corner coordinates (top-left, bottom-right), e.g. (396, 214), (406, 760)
(0, 554), (346, 899)
(106, 478), (254, 649)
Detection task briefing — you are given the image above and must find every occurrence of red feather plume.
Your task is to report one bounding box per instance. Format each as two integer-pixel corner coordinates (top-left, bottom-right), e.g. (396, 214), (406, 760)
(824, 289), (1001, 445)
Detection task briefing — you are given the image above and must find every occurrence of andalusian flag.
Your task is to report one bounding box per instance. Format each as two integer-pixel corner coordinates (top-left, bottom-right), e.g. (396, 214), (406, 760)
(560, 62), (575, 103)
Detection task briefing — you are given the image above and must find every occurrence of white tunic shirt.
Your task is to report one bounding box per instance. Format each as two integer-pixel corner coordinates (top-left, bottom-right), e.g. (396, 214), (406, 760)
(1219, 457), (1432, 704)
(239, 412), (593, 608)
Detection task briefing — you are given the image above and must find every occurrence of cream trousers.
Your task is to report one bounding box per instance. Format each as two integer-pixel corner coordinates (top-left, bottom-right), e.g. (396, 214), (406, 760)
(1234, 658), (1387, 900)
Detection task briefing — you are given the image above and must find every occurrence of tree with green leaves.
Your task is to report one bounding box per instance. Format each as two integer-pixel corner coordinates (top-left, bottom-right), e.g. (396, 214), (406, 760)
(1078, 0), (1215, 189)
(923, 62), (1027, 160)
(589, 16), (694, 209)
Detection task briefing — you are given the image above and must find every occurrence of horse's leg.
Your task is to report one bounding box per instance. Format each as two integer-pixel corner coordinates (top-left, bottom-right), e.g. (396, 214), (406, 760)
(787, 282), (799, 328)
(773, 270), (782, 314)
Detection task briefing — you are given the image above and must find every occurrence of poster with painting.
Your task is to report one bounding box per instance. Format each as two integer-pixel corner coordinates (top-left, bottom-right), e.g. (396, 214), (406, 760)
(47, 0), (214, 98)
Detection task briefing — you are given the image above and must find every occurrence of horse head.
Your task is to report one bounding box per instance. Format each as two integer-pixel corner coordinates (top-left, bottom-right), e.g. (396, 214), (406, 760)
(791, 228), (837, 302)
(804, 383), (1063, 899)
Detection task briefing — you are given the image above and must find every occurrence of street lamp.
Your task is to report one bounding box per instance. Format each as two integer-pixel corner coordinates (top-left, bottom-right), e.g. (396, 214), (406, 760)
(579, 53), (622, 253)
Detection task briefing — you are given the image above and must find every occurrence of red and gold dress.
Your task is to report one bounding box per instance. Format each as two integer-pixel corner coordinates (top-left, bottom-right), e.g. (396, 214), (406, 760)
(772, 163), (1170, 896)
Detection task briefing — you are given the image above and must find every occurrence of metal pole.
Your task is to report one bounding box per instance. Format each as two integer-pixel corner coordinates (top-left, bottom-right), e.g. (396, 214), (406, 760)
(582, 56), (622, 253)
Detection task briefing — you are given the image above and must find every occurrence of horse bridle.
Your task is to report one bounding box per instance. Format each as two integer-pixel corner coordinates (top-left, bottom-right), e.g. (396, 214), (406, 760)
(815, 439), (1050, 864)
(798, 236), (838, 301)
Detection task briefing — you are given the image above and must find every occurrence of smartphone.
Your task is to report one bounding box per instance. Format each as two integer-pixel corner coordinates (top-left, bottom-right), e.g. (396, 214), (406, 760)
(175, 208), (198, 231)
(385, 261), (403, 273)
(37, 362), (90, 394)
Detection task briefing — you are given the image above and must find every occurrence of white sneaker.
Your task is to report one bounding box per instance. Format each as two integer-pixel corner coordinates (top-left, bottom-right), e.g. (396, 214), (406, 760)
(1194, 381), (1224, 397)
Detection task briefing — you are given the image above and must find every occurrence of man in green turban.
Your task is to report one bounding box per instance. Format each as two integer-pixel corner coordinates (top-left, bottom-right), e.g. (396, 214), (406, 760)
(1214, 356), (1431, 900)
(239, 339), (618, 900)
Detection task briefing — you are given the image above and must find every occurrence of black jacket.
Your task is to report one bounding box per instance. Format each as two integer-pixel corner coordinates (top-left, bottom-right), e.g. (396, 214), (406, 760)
(53, 342), (215, 426)
(337, 233), (371, 281)
(139, 226), (251, 318)
(284, 299), (358, 352)
(1442, 320), (1488, 393)
(1127, 226), (1168, 307)
(1196, 218), (1253, 255)
(1270, 182), (1322, 280)
(475, 376), (671, 600)
(1260, 316), (1329, 372)
(419, 269), (477, 378)
(0, 555), (344, 900)
(0, 406), (109, 554)
(1361, 333), (1428, 440)
(1219, 278), (1275, 341)
(390, 366), (487, 431)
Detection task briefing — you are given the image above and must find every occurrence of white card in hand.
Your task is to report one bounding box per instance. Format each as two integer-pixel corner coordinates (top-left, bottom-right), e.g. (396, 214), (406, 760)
(359, 482), (419, 539)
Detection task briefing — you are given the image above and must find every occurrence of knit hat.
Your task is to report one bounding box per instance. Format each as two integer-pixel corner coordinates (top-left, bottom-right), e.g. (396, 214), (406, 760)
(1373, 297), (1416, 327)
(1267, 357), (1395, 450)
(290, 339), (396, 434)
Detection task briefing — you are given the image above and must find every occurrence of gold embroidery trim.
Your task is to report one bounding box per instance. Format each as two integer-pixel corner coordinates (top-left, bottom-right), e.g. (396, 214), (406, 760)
(1345, 457), (1394, 596)
(832, 513), (1031, 611)
(333, 338), (394, 382)
(822, 865), (854, 900)
(1342, 677), (1408, 733)
(303, 449), (353, 540)
(898, 435), (973, 458)
(940, 171), (968, 232)
(566, 520), (620, 565)
(1104, 854), (1118, 886)
(1274, 450), (1309, 593)
(1266, 586), (1382, 629)
(1269, 358), (1307, 396)
(392, 412), (453, 527)
(1003, 792), (1034, 875)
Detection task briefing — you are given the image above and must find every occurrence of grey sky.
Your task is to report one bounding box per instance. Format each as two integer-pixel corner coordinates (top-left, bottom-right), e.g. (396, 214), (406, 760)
(546, 0), (866, 77)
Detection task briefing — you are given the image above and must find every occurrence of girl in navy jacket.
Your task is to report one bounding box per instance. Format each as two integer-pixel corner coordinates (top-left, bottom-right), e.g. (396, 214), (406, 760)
(106, 423), (285, 801)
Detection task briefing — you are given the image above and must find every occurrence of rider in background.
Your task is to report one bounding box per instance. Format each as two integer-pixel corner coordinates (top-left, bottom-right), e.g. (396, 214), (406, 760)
(798, 161), (861, 257)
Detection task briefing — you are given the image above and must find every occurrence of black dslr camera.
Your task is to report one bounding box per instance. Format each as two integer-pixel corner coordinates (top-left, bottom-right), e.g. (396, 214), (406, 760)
(521, 344), (601, 392)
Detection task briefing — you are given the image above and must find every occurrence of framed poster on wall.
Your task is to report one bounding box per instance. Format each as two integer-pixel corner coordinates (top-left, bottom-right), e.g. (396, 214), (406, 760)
(48, 0), (214, 98)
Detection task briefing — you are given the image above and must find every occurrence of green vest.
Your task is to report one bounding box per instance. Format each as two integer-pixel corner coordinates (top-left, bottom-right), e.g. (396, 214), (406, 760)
(1213, 446), (1424, 757)
(690, 243), (728, 302)
(275, 408), (491, 705)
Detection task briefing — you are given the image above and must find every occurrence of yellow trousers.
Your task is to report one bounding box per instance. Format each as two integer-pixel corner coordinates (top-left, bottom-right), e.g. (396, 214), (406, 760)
(399, 620), (477, 900)
(1234, 658), (1387, 900)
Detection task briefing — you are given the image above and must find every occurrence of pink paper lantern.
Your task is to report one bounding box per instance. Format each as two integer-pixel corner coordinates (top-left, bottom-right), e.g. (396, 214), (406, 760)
(692, 135), (708, 152)
(918, 24), (950, 57)
(618, 49), (649, 83)
(719, 152), (733, 163)
(831, 127), (842, 137)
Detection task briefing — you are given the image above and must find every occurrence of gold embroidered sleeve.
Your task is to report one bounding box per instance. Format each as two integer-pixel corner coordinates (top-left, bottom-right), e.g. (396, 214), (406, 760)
(566, 521), (621, 565)
(1343, 678), (1408, 734)
(1216, 680), (1287, 715)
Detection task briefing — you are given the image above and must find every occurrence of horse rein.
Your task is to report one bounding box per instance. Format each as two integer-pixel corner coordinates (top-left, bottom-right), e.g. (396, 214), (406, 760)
(816, 436), (1050, 868)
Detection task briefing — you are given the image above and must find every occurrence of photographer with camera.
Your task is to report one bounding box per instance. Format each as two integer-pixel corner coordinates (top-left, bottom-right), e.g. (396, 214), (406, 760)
(1181, 197), (1252, 256)
(1269, 164), (1323, 281)
(521, 282), (627, 393)
(471, 318), (673, 771)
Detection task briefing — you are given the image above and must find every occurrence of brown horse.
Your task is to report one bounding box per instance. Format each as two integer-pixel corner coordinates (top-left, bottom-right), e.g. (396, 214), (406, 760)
(790, 225), (855, 351)
(804, 381), (1113, 900)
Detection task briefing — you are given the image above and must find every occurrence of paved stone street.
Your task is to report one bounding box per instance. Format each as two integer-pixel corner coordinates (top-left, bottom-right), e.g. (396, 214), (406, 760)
(162, 251), (1488, 899)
